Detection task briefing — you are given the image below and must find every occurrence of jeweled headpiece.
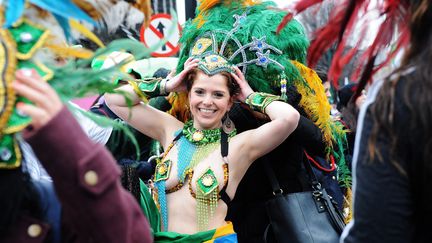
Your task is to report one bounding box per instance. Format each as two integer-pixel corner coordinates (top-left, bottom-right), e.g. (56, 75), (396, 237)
(189, 12), (285, 79)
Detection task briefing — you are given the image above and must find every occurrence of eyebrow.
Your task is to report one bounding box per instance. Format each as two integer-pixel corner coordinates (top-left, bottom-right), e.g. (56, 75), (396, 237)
(193, 87), (226, 93)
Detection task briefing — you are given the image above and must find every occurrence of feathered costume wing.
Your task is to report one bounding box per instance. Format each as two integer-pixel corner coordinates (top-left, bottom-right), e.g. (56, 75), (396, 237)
(0, 0), (152, 169)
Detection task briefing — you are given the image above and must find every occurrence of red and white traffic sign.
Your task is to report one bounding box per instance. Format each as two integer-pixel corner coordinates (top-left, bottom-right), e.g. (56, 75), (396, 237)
(140, 13), (182, 57)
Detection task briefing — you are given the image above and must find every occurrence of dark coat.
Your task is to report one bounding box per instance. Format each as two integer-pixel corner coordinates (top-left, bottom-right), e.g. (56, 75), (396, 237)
(2, 107), (153, 243)
(341, 76), (432, 242)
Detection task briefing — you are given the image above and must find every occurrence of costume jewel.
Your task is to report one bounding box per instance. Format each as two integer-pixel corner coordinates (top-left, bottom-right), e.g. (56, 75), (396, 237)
(153, 121), (236, 231)
(189, 12), (285, 78)
(245, 92), (283, 114)
(280, 72), (288, 101)
(153, 141), (177, 231)
(191, 37), (213, 56)
(154, 159), (172, 182)
(182, 120), (235, 146)
(192, 130), (204, 142)
(222, 113), (235, 134)
(198, 54), (234, 75)
(196, 167), (219, 231)
(233, 13), (247, 27)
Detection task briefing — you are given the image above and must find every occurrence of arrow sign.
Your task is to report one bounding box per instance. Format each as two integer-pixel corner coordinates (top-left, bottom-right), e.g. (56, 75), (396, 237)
(156, 22), (166, 51)
(140, 13), (182, 57)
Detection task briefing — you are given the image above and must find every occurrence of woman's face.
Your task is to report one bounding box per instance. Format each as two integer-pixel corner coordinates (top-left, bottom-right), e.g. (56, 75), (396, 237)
(188, 71), (233, 130)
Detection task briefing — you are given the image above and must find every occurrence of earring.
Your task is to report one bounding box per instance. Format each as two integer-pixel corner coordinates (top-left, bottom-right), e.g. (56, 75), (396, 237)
(222, 112), (235, 133)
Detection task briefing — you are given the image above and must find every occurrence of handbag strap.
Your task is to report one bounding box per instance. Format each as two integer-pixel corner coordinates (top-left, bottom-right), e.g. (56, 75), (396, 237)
(263, 153), (322, 194)
(220, 129), (228, 157)
(263, 159), (284, 195)
(301, 152), (323, 191)
(219, 130), (231, 204)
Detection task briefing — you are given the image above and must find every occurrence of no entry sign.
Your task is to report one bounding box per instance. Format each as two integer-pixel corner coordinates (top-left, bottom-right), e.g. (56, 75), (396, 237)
(140, 14), (182, 57)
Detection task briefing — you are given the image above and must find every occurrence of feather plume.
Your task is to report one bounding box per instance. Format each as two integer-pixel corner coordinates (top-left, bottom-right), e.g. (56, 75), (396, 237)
(44, 43), (94, 59)
(279, 0), (411, 87)
(72, 0), (103, 20)
(132, 0), (152, 28)
(167, 92), (190, 122)
(291, 60), (345, 146)
(292, 60), (350, 187)
(195, 0), (261, 27)
(70, 19), (105, 47)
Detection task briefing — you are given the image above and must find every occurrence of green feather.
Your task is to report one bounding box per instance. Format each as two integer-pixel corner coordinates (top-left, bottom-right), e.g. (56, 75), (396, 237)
(177, 1), (309, 94)
(48, 39), (156, 160)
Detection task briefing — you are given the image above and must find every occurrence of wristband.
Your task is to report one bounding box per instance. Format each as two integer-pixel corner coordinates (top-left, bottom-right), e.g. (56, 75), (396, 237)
(245, 92), (283, 113)
(129, 78), (169, 100)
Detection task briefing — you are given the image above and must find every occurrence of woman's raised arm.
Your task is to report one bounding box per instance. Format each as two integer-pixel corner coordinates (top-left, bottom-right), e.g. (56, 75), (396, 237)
(104, 58), (199, 146)
(230, 66), (300, 164)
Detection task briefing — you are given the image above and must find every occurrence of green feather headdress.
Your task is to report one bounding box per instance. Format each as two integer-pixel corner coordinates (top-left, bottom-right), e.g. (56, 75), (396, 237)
(0, 0), (153, 169)
(171, 0), (350, 187)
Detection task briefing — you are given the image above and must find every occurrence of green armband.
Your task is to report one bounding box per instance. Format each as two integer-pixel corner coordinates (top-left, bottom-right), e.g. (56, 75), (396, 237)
(245, 92), (283, 113)
(129, 78), (168, 100)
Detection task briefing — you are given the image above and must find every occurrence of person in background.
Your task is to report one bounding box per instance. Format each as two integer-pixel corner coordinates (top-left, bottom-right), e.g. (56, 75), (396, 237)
(341, 1), (432, 241)
(316, 69), (340, 118)
(337, 83), (366, 164)
(281, 0), (432, 241)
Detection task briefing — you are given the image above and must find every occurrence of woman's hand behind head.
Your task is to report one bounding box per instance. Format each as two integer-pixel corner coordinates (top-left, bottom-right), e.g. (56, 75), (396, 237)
(230, 66), (254, 103)
(166, 57), (199, 93)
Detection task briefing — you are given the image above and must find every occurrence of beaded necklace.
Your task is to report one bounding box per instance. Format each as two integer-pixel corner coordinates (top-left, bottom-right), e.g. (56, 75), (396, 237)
(153, 120), (236, 231)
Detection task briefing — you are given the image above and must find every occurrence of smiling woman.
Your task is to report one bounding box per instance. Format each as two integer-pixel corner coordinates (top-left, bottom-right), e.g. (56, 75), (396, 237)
(186, 69), (239, 130)
(104, 52), (300, 241)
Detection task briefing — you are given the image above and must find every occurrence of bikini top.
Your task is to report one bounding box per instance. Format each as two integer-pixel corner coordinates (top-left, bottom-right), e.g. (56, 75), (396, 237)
(157, 130), (232, 205)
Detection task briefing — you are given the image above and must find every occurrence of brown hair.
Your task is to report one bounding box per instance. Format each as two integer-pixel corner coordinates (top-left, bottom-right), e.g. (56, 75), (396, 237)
(185, 68), (240, 96)
(368, 0), (432, 177)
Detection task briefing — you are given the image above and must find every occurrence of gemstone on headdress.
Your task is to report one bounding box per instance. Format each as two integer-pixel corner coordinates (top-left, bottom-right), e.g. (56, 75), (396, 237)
(255, 51), (271, 68)
(233, 13), (247, 28)
(191, 38), (213, 56)
(198, 54), (234, 75)
(250, 36), (268, 52)
(0, 147), (12, 161)
(20, 32), (33, 43)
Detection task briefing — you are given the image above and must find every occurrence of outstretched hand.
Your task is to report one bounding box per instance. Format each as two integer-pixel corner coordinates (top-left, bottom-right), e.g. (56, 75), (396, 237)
(165, 57), (199, 93)
(13, 69), (63, 130)
(230, 66), (254, 102)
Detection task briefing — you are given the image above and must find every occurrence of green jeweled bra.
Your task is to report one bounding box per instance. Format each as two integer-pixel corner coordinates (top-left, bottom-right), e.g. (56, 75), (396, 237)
(182, 120), (236, 145)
